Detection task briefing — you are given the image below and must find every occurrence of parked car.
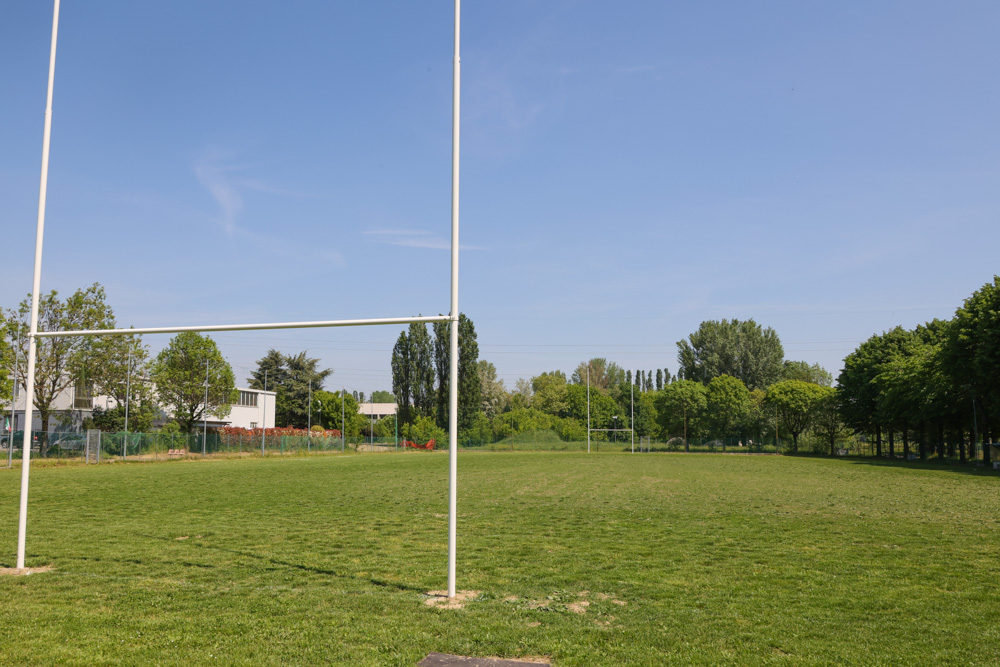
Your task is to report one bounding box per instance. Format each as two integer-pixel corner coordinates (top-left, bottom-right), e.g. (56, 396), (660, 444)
(51, 433), (87, 451)
(0, 431), (39, 449)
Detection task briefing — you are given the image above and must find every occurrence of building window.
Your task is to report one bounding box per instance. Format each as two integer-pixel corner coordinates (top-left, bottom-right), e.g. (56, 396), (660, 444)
(74, 379), (93, 410)
(238, 391), (258, 407)
(250, 422), (257, 430)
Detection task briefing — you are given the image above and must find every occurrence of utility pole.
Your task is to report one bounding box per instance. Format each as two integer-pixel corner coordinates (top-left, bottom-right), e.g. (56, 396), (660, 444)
(341, 385), (345, 452)
(307, 379), (312, 452)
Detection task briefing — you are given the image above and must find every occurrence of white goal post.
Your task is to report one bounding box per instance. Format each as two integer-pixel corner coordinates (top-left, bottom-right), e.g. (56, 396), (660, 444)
(585, 363), (637, 453)
(16, 0), (465, 599)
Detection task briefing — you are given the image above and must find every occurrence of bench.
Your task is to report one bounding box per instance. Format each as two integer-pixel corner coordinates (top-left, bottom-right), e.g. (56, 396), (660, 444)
(167, 448), (187, 457)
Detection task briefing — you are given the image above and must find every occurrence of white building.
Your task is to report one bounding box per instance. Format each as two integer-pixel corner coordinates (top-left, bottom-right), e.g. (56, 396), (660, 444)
(358, 402), (398, 422)
(3, 378), (275, 433)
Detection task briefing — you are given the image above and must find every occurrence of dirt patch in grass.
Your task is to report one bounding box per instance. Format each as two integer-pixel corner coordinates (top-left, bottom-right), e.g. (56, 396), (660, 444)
(424, 590), (481, 610)
(0, 565), (54, 576)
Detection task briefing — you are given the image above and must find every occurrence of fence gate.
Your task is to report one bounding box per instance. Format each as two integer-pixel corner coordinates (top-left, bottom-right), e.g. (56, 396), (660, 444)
(86, 430), (101, 464)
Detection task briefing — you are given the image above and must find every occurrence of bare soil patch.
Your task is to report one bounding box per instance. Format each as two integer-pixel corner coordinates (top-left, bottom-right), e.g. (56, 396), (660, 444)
(424, 590), (481, 610)
(0, 565), (53, 576)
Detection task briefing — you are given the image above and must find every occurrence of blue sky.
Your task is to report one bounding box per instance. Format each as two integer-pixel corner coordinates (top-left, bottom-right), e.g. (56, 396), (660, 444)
(2, 1), (998, 395)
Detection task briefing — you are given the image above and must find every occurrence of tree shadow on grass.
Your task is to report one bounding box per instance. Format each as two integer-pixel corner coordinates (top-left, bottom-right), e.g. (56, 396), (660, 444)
(839, 455), (999, 478)
(81, 534), (430, 594)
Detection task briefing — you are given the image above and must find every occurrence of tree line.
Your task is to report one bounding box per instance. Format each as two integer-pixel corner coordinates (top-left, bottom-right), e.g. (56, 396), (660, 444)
(836, 276), (1000, 461)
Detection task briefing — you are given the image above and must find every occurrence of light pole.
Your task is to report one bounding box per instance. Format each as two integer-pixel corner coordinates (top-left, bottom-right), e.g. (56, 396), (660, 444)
(260, 369), (267, 456)
(8, 329), (21, 469)
(202, 359), (209, 457)
(123, 348), (131, 459)
(307, 379), (312, 452)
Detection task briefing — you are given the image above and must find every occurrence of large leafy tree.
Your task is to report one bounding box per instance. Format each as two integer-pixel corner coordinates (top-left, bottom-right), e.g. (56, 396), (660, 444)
(87, 333), (154, 408)
(313, 389), (365, 437)
(655, 379), (708, 449)
(945, 276), (1000, 430)
(813, 388), (845, 456)
(531, 371), (568, 416)
(151, 332), (237, 434)
(477, 360), (506, 420)
(837, 326), (916, 454)
(4, 284), (115, 447)
(766, 379), (828, 453)
(782, 360), (832, 387)
(566, 383), (620, 435)
(677, 319), (784, 391)
(705, 375), (752, 442)
(0, 316), (12, 403)
(571, 358), (625, 389)
(248, 349), (332, 428)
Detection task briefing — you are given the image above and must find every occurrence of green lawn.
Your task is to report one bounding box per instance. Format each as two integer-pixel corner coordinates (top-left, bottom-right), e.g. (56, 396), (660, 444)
(0, 452), (998, 665)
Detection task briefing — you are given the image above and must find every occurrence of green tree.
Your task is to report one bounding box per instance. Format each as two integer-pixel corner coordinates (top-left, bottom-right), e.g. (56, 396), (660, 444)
(248, 350), (331, 428)
(431, 314), (481, 431)
(655, 379), (708, 449)
(391, 331), (413, 423)
(409, 322), (435, 419)
(87, 333), (154, 408)
(566, 384), (620, 438)
(633, 390), (659, 439)
(531, 371), (568, 416)
(837, 326), (915, 456)
(0, 316), (13, 403)
(371, 390), (395, 403)
(813, 387), (845, 456)
(677, 319), (784, 390)
(4, 284), (115, 449)
(705, 375), (752, 442)
(477, 360), (506, 420)
(571, 358), (625, 389)
(945, 277), (1000, 431)
(766, 380), (828, 453)
(782, 360), (832, 387)
(313, 389), (365, 436)
(151, 333), (237, 434)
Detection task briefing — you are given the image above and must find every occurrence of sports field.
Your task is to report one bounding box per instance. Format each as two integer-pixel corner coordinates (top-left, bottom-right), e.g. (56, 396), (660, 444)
(1, 452), (998, 665)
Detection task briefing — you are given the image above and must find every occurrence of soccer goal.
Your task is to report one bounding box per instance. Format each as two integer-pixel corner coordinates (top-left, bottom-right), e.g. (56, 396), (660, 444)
(15, 0), (465, 598)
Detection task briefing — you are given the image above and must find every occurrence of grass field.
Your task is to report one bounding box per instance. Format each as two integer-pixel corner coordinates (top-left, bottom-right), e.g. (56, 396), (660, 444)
(1, 452), (998, 666)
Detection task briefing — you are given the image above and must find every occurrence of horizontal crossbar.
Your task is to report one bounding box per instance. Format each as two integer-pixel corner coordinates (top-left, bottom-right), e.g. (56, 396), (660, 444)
(34, 314), (452, 338)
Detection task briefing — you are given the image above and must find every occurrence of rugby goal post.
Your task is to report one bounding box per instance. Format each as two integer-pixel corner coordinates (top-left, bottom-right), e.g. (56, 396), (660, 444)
(585, 363), (637, 453)
(16, 0), (465, 599)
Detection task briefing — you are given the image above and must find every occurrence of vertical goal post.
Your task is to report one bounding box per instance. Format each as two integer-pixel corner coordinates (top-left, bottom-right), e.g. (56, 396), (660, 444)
(16, 0), (464, 600)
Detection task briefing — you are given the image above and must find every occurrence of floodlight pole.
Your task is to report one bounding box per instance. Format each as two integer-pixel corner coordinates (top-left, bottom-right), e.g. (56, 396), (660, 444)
(17, 0), (60, 570)
(630, 381), (634, 453)
(307, 380), (312, 451)
(446, 0), (460, 599)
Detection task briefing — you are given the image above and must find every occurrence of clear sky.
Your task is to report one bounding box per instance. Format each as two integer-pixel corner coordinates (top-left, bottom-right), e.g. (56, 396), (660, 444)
(3, 1), (998, 396)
